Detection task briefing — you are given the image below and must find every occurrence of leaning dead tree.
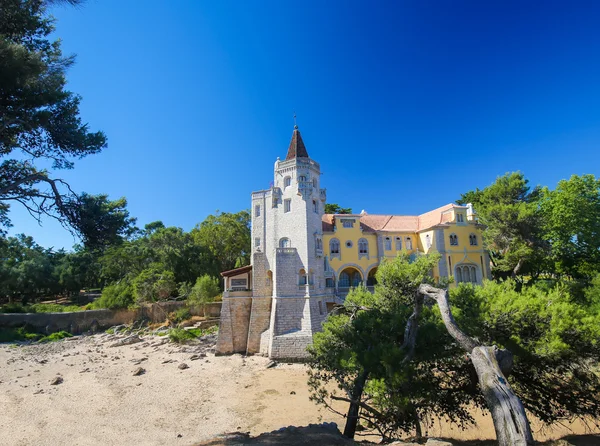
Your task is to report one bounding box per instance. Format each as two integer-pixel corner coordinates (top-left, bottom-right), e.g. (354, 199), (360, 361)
(418, 284), (534, 446)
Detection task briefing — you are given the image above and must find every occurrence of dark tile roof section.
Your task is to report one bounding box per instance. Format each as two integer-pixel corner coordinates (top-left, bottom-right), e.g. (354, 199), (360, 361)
(285, 128), (309, 160)
(221, 265), (252, 277)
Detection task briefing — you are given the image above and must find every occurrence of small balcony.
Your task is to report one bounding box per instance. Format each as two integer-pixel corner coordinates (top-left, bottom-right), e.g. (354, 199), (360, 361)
(276, 247), (297, 255)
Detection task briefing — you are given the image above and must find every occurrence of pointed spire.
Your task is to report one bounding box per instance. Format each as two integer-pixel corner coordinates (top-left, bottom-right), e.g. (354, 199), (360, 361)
(285, 115), (309, 160)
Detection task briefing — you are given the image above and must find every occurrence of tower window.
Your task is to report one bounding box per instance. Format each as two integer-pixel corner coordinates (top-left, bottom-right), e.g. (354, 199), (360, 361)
(284, 199), (291, 213)
(284, 176), (291, 189)
(255, 237), (261, 248)
(469, 234), (478, 246)
(254, 204), (260, 217)
(449, 234), (458, 246)
(313, 178), (317, 188)
(299, 175), (307, 182)
(313, 200), (318, 213)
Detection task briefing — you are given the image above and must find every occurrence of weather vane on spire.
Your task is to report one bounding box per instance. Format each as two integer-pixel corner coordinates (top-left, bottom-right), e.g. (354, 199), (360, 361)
(293, 111), (298, 129)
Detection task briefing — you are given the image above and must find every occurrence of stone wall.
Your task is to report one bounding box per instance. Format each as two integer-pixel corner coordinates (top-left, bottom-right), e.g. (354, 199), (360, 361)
(246, 297), (272, 355)
(215, 297), (252, 355)
(0, 301), (222, 335)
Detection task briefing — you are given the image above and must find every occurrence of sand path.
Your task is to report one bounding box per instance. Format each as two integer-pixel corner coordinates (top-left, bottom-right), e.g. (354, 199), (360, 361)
(0, 334), (597, 445)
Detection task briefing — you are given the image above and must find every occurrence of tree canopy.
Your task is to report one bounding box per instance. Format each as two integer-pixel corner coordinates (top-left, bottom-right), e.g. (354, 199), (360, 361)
(0, 0), (106, 232)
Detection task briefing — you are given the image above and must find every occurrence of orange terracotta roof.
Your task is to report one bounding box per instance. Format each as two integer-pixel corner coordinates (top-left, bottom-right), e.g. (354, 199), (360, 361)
(321, 203), (458, 233)
(285, 127), (309, 160)
(417, 203), (455, 231)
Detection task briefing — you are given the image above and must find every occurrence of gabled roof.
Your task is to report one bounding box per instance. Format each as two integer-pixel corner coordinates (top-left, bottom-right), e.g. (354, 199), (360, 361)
(321, 203), (458, 233)
(285, 127), (309, 160)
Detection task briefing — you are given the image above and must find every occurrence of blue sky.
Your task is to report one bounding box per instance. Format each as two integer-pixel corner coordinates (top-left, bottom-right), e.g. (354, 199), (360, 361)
(9, 0), (600, 249)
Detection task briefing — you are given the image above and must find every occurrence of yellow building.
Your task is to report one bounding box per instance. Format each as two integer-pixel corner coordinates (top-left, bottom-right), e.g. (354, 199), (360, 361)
(322, 204), (490, 295)
(216, 125), (491, 359)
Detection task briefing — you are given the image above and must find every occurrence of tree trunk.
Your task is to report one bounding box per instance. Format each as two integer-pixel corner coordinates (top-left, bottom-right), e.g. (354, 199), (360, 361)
(343, 369), (369, 438)
(418, 284), (534, 446)
(471, 346), (533, 445)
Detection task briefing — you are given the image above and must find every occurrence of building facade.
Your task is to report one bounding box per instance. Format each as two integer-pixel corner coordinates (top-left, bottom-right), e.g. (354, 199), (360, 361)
(216, 126), (490, 359)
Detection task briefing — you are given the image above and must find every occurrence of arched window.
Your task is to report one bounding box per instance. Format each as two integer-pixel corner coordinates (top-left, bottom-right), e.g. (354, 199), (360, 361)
(330, 238), (340, 254)
(339, 268), (362, 288)
(405, 237), (413, 250)
(299, 269), (307, 285)
(449, 234), (458, 246)
(284, 176), (291, 189)
(298, 175), (307, 182)
(358, 238), (369, 257)
(367, 267), (378, 286)
(279, 237), (290, 248)
(395, 237), (402, 250)
(312, 178), (317, 188)
(469, 234), (478, 246)
(455, 265), (478, 284)
(425, 234), (432, 249)
(384, 237), (392, 251)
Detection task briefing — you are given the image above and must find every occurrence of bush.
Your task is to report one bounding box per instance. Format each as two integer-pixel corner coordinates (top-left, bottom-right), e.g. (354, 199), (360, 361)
(168, 327), (196, 344)
(132, 268), (177, 302)
(170, 307), (192, 325)
(38, 331), (72, 343)
(188, 275), (220, 304)
(89, 282), (135, 310)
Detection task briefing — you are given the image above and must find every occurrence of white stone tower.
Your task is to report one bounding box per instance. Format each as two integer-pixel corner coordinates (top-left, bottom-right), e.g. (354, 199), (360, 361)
(246, 124), (334, 359)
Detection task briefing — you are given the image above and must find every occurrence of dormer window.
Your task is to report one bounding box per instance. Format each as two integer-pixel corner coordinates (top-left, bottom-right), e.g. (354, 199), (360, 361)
(341, 219), (354, 228)
(457, 213), (464, 223)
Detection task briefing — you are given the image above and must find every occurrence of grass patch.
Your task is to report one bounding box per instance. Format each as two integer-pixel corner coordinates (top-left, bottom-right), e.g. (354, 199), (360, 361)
(168, 328), (196, 343)
(38, 331), (73, 343)
(0, 326), (73, 343)
(0, 303), (83, 313)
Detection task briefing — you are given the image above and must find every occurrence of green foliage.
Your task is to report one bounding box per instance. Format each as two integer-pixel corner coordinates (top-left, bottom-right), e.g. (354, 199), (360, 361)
(168, 327), (196, 343)
(458, 172), (545, 281)
(38, 331), (72, 343)
(188, 274), (220, 304)
(0, 0), (106, 230)
(170, 307), (192, 325)
(540, 174), (600, 280)
(0, 326), (40, 342)
(132, 267), (176, 302)
(68, 193), (137, 252)
(324, 203), (352, 214)
(310, 254), (600, 438)
(192, 210), (251, 273)
(89, 281), (134, 310)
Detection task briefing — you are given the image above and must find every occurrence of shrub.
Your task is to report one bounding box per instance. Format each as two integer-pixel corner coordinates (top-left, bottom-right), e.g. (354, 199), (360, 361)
(38, 331), (73, 343)
(89, 282), (135, 310)
(188, 275), (220, 304)
(132, 268), (177, 302)
(168, 327), (196, 344)
(170, 307), (192, 325)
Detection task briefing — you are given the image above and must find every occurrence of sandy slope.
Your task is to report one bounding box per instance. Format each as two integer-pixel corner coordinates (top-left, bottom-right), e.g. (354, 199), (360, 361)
(0, 333), (597, 446)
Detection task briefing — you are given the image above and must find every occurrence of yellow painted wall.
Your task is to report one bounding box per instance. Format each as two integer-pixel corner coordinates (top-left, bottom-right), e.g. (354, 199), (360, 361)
(321, 215), (488, 286)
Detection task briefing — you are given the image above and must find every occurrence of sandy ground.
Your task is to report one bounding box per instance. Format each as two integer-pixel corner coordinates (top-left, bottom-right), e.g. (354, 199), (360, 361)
(0, 332), (598, 446)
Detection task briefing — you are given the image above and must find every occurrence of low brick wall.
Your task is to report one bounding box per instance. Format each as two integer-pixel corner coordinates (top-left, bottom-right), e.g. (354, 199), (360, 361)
(0, 301), (222, 335)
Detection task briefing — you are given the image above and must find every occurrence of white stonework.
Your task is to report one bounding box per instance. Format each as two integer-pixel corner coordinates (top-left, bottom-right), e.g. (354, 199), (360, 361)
(217, 127), (336, 360)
